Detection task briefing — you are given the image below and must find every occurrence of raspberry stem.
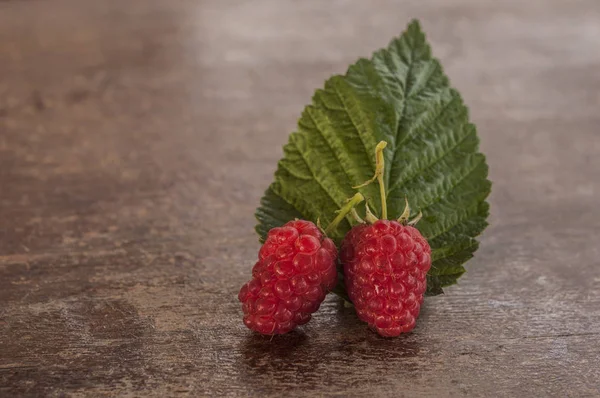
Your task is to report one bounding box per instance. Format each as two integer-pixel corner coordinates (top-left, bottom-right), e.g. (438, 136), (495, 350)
(375, 142), (388, 219)
(324, 192), (365, 235)
(353, 141), (388, 220)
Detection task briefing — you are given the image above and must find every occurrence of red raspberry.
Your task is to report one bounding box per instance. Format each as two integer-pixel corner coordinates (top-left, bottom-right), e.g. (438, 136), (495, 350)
(340, 219), (431, 337)
(238, 220), (338, 335)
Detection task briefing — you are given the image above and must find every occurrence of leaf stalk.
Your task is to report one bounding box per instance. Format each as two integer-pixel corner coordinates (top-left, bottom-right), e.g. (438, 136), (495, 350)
(324, 193), (365, 235)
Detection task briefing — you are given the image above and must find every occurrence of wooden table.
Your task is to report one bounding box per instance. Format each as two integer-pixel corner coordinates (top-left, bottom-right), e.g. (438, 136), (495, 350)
(1, 1), (599, 396)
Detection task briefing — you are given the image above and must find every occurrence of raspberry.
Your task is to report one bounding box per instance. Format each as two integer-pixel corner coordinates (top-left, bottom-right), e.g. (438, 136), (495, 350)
(238, 220), (338, 335)
(340, 219), (431, 337)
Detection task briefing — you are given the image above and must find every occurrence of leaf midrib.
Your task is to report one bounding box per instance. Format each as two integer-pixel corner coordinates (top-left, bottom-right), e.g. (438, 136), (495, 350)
(387, 93), (465, 195)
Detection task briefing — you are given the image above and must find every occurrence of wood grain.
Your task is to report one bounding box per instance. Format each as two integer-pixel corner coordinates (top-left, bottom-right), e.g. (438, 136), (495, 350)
(1, 0), (599, 396)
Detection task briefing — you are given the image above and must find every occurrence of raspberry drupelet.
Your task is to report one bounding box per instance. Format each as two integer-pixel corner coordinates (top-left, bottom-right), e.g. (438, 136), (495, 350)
(341, 219), (431, 337)
(238, 220), (338, 335)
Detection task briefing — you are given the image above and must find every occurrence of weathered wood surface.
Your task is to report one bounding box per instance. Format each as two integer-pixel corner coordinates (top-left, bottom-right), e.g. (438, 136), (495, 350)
(1, 0), (599, 396)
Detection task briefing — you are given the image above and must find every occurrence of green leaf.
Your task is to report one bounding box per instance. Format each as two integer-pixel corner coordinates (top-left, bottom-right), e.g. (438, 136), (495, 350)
(255, 20), (491, 296)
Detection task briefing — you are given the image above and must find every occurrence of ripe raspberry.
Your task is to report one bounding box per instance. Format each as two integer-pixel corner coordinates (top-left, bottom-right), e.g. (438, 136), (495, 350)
(340, 219), (431, 337)
(238, 220), (338, 335)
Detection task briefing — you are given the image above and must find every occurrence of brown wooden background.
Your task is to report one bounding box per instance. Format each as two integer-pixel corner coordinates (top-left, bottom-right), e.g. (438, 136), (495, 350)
(1, 0), (599, 396)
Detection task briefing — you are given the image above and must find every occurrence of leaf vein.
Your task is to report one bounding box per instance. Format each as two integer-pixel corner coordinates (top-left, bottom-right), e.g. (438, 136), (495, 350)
(418, 156), (486, 215)
(289, 137), (345, 214)
(389, 121), (473, 195)
(332, 80), (375, 174)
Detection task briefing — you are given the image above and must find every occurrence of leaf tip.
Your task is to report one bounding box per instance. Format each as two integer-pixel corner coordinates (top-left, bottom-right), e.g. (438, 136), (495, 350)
(407, 19), (422, 32)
